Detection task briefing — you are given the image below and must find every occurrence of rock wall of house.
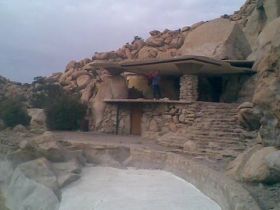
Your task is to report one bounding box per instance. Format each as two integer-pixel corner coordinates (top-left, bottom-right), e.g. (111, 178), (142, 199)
(142, 103), (196, 139)
(95, 104), (130, 135)
(179, 75), (198, 101)
(98, 102), (197, 138)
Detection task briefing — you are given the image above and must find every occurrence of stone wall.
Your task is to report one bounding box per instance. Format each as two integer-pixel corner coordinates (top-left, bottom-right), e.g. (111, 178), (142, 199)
(142, 103), (196, 139)
(97, 102), (196, 137)
(96, 104), (131, 135)
(179, 75), (198, 101)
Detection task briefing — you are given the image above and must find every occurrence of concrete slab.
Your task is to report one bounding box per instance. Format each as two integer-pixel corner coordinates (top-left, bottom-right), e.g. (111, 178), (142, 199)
(59, 166), (221, 210)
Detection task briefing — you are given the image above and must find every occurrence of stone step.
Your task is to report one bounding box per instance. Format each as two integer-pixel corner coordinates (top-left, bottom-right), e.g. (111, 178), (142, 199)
(186, 136), (244, 143)
(197, 105), (238, 108)
(158, 141), (183, 148)
(157, 102), (253, 160)
(198, 111), (237, 113)
(186, 132), (242, 138)
(195, 143), (247, 150)
(193, 119), (238, 123)
(183, 150), (237, 159)
(196, 110), (238, 114)
(196, 114), (237, 117)
(158, 139), (247, 150)
(160, 134), (241, 141)
(190, 127), (243, 132)
(196, 103), (240, 108)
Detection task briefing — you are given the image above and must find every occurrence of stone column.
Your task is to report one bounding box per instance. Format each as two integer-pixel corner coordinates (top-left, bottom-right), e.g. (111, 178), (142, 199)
(179, 75), (198, 101)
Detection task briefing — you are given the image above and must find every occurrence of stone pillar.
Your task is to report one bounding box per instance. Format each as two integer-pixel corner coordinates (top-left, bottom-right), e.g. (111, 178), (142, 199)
(179, 75), (198, 101)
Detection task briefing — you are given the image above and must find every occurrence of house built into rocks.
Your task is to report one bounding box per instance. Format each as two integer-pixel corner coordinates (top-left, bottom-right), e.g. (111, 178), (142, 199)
(90, 56), (256, 160)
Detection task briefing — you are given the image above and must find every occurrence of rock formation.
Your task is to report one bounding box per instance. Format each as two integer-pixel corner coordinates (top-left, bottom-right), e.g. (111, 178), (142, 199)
(226, 5), (280, 194)
(0, 76), (31, 102)
(0, 130), (84, 210)
(27, 108), (47, 133)
(179, 18), (251, 59)
(1, 1), (280, 207)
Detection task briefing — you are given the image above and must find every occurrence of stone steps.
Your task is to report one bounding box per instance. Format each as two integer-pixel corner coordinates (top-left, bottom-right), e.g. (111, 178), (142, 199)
(157, 102), (256, 160)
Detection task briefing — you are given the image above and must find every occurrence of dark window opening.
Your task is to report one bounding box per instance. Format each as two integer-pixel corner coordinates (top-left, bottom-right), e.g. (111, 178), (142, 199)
(160, 76), (180, 100)
(198, 76), (223, 102)
(198, 75), (247, 103)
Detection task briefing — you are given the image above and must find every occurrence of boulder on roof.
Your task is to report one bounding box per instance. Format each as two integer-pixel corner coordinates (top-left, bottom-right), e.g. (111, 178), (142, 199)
(179, 18), (252, 60)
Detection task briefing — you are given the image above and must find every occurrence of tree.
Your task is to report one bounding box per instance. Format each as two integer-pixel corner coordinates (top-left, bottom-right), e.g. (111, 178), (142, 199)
(0, 98), (31, 127)
(45, 95), (87, 131)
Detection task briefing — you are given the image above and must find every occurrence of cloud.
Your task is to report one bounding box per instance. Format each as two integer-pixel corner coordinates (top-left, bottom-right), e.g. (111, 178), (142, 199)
(0, 0), (245, 83)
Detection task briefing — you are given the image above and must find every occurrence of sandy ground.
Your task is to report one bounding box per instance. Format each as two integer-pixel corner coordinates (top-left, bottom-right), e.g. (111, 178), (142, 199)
(59, 167), (221, 210)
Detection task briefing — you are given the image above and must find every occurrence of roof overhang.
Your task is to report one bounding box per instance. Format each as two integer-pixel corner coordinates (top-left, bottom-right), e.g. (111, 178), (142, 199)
(87, 55), (256, 76)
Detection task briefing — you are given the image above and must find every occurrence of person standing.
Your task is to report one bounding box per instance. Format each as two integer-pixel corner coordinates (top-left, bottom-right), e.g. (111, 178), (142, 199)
(152, 70), (162, 99)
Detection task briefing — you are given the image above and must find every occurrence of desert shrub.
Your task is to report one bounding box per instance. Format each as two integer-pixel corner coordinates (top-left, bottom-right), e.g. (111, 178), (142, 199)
(31, 77), (87, 131)
(0, 98), (31, 127)
(45, 95), (87, 131)
(30, 82), (65, 108)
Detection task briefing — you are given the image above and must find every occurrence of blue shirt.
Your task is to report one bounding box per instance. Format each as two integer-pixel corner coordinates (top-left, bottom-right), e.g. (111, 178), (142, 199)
(152, 75), (160, 86)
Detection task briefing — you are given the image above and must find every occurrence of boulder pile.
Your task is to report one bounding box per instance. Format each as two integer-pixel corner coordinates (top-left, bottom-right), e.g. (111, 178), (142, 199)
(0, 130), (85, 210)
(0, 76), (31, 102)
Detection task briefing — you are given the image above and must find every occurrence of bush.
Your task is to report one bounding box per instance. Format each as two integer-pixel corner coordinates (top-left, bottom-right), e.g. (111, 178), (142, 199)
(0, 98), (31, 128)
(30, 83), (65, 108)
(45, 95), (87, 131)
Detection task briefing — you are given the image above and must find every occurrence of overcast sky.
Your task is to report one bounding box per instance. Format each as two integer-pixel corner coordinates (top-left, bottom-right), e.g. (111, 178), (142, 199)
(0, 0), (245, 83)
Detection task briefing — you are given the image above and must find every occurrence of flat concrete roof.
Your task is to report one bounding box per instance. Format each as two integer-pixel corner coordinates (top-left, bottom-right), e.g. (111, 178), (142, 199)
(89, 55), (256, 76)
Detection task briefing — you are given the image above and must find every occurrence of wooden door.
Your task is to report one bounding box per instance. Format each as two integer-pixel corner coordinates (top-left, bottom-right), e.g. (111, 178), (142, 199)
(130, 106), (142, 135)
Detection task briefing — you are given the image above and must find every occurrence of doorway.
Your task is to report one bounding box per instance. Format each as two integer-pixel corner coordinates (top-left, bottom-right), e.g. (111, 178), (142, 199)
(130, 105), (142, 135)
(198, 76), (223, 102)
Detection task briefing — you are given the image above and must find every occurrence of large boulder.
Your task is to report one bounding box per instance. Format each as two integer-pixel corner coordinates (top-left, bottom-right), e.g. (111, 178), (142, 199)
(31, 132), (66, 162)
(259, 112), (280, 147)
(243, 5), (267, 49)
(28, 109), (47, 132)
(242, 0), (280, 48)
(251, 17), (280, 147)
(6, 158), (60, 210)
(138, 46), (158, 59)
(226, 144), (263, 179)
(6, 149), (36, 167)
(179, 18), (251, 60)
(0, 160), (13, 183)
(250, 17), (280, 61)
(241, 146), (278, 183)
(13, 124), (28, 133)
(80, 81), (96, 103)
(237, 102), (261, 130)
(263, 0), (280, 23)
(51, 159), (81, 188)
(265, 151), (280, 173)
(126, 75), (151, 98)
(92, 75), (128, 127)
(76, 74), (91, 88)
(145, 33), (164, 48)
(226, 145), (280, 183)
(65, 60), (80, 70)
(30, 132), (84, 163)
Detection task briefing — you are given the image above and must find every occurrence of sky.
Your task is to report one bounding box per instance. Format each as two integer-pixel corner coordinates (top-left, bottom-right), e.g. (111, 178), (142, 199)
(0, 0), (245, 83)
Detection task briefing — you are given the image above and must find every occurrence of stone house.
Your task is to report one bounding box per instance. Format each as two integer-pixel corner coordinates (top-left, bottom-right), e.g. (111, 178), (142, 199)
(92, 56), (255, 140)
